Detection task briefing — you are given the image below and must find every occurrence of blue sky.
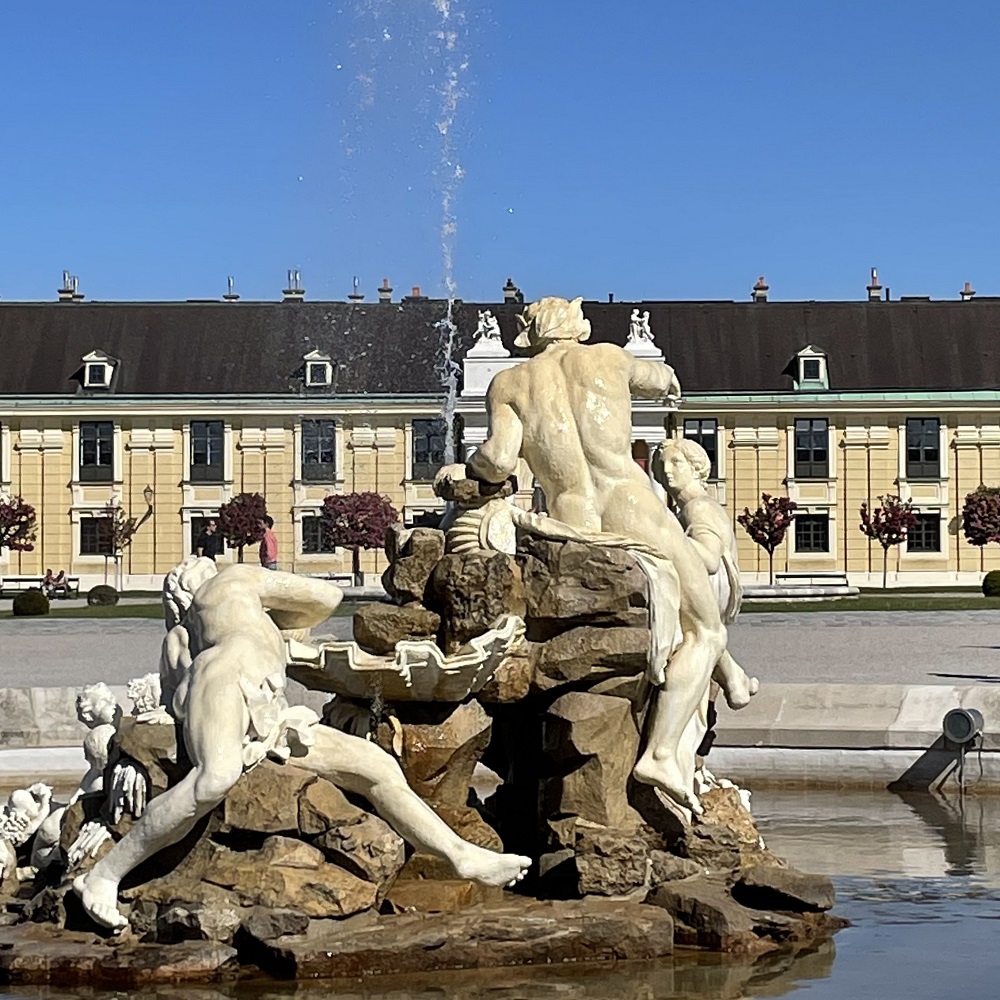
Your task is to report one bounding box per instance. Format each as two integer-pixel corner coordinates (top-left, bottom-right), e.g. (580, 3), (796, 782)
(2, 1), (999, 303)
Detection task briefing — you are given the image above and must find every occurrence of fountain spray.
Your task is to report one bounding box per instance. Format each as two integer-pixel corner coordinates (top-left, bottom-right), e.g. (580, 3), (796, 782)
(431, 0), (470, 464)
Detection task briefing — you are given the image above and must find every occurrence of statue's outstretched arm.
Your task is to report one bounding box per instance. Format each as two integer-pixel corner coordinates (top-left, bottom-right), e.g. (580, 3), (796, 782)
(467, 395), (523, 485)
(628, 356), (681, 400)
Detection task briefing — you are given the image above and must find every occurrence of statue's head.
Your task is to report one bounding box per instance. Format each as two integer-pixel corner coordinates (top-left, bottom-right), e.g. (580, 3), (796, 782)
(653, 438), (712, 495)
(76, 682), (120, 728)
(163, 555), (219, 631)
(514, 297), (591, 353)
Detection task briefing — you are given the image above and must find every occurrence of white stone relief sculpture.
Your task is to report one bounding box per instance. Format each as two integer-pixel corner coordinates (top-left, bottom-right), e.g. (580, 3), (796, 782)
(287, 613), (525, 702)
(73, 559), (530, 930)
(127, 672), (173, 724)
(434, 295), (751, 815)
(628, 307), (654, 343)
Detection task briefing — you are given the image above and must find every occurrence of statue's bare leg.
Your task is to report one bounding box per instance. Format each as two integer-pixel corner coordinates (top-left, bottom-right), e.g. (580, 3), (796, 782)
(302, 726), (530, 887)
(712, 650), (759, 710)
(74, 670), (247, 930)
(632, 621), (720, 815)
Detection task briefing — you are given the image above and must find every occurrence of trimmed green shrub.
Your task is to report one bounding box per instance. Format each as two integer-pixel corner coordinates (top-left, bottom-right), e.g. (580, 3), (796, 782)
(13, 588), (50, 616)
(982, 570), (1000, 597)
(87, 584), (119, 606)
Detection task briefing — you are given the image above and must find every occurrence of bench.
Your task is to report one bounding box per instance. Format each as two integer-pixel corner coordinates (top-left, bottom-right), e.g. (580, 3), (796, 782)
(774, 571), (851, 588)
(0, 575), (81, 598)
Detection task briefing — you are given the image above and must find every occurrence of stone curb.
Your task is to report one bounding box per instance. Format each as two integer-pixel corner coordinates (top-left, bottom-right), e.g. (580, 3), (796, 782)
(715, 683), (1000, 751)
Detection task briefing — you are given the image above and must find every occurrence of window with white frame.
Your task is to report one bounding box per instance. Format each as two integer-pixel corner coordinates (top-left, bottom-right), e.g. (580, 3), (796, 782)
(907, 513), (941, 553)
(302, 515), (336, 553)
(80, 516), (113, 555)
(190, 421), (225, 482)
(79, 421), (114, 482)
(794, 418), (829, 479)
(795, 514), (830, 553)
(411, 419), (448, 480)
(301, 419), (336, 482)
(683, 419), (718, 479)
(906, 418), (941, 479)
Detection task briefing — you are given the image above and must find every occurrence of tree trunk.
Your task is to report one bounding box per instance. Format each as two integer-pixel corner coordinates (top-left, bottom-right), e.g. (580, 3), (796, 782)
(352, 546), (361, 587)
(768, 549), (775, 586)
(237, 544), (244, 564)
(882, 546), (889, 589)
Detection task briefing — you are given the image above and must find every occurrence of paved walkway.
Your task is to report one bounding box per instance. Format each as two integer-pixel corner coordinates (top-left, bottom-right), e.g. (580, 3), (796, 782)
(2, 609), (999, 689)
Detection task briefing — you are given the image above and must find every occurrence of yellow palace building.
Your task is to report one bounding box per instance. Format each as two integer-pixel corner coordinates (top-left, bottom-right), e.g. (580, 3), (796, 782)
(3, 275), (1000, 589)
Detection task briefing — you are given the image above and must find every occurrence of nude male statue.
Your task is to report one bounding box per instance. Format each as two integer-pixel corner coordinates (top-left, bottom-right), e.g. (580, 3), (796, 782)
(75, 559), (530, 930)
(436, 296), (746, 814)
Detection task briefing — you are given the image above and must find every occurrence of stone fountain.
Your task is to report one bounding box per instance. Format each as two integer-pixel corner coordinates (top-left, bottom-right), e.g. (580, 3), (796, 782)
(0, 297), (844, 988)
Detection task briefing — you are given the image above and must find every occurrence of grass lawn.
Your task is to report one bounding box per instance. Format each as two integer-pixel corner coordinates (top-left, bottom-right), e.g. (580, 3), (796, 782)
(0, 601), (361, 621)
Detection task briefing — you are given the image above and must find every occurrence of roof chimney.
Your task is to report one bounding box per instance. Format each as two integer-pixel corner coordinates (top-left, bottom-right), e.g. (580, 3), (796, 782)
(348, 275), (364, 302)
(751, 275), (769, 303)
(283, 269), (305, 302)
(378, 277), (393, 303)
(58, 270), (76, 302)
(961, 281), (976, 302)
(503, 277), (520, 304)
(866, 267), (882, 302)
(223, 276), (240, 302)
(404, 285), (426, 301)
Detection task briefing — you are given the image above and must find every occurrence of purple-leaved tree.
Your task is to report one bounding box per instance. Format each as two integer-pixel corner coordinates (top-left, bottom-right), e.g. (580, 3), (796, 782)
(0, 493), (37, 556)
(859, 494), (917, 589)
(219, 493), (268, 563)
(737, 493), (797, 585)
(321, 492), (399, 585)
(962, 485), (1000, 549)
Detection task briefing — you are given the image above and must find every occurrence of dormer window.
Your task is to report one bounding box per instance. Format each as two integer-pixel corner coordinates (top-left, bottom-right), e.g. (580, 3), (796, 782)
(791, 345), (829, 391)
(303, 349), (333, 388)
(81, 350), (116, 390)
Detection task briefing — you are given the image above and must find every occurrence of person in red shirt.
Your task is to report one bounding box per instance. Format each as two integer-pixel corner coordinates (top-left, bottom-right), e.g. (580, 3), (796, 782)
(258, 516), (278, 570)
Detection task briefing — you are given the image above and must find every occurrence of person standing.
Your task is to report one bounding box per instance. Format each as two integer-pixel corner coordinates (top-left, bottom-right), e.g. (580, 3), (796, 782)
(259, 515), (278, 570)
(194, 519), (224, 561)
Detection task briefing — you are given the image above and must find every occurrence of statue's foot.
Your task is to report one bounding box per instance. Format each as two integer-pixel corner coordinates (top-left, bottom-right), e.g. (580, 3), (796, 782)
(632, 754), (704, 816)
(723, 673), (760, 711)
(452, 845), (531, 887)
(72, 872), (128, 931)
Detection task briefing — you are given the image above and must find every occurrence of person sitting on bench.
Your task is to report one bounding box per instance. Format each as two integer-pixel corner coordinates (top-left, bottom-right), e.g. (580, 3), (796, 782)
(43, 569), (71, 597)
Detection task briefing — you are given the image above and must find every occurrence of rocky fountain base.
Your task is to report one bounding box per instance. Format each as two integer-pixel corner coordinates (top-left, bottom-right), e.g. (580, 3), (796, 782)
(0, 527), (844, 988)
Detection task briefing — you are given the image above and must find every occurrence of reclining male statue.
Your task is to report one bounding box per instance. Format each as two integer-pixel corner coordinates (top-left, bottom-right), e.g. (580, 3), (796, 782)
(74, 558), (530, 930)
(435, 296), (755, 815)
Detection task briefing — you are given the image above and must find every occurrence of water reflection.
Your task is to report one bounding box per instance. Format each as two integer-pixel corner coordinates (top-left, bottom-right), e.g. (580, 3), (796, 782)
(752, 786), (1000, 884)
(3, 945), (836, 1000)
(6, 788), (1000, 999)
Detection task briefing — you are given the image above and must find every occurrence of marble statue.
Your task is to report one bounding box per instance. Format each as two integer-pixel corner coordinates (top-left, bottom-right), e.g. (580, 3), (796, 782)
(288, 613), (525, 702)
(475, 309), (502, 342)
(644, 437), (759, 787)
(628, 307), (654, 343)
(126, 672), (172, 724)
(73, 558), (530, 930)
(0, 784), (52, 847)
(435, 296), (748, 814)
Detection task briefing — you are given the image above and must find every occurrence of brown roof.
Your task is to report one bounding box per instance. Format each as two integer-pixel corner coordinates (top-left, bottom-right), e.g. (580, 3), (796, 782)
(1, 297), (999, 397)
